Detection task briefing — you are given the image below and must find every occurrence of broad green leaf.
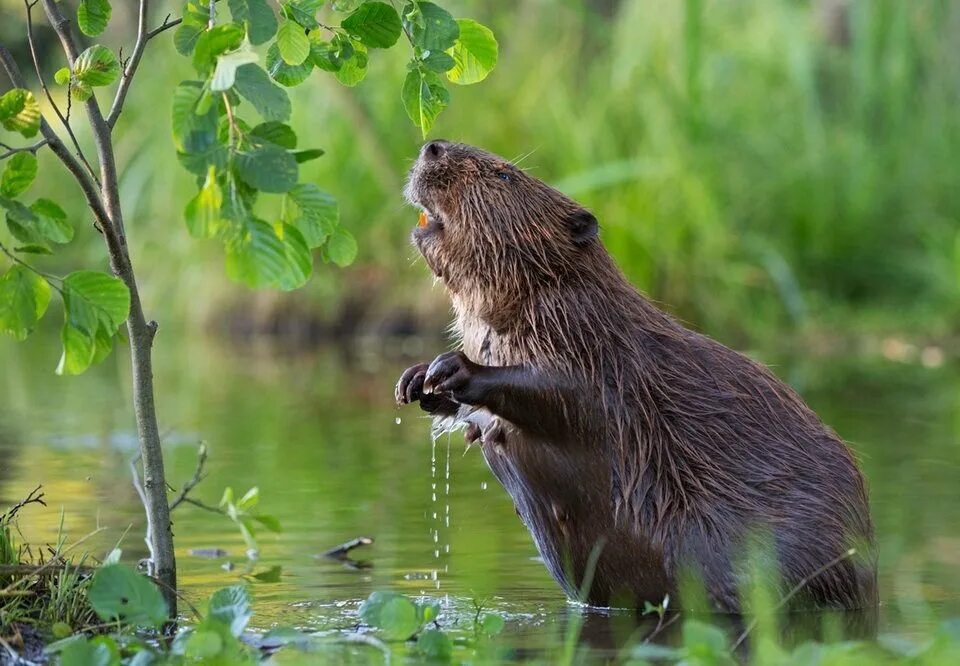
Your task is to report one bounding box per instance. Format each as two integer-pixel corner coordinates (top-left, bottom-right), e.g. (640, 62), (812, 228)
(292, 148), (324, 163)
(56, 271), (129, 375)
(359, 591), (405, 628)
(402, 2), (458, 52)
(183, 631), (223, 658)
(208, 585), (252, 637)
(174, 23), (205, 56)
(282, 0), (319, 30)
(1, 152), (38, 198)
(252, 514), (282, 532)
(54, 67), (71, 85)
(77, 0), (112, 37)
(308, 37), (341, 72)
(73, 45), (120, 87)
(276, 20), (311, 66)
(416, 630), (452, 659)
(480, 613), (505, 636)
(192, 24), (246, 74)
(286, 183), (336, 247)
(446, 19), (498, 85)
(234, 64), (292, 122)
(401, 68), (449, 137)
(326, 227), (357, 267)
(211, 49), (260, 92)
(0, 89), (41, 138)
(72, 83), (93, 103)
(236, 486), (260, 510)
(250, 121), (297, 149)
(87, 565), (167, 628)
(14, 244), (52, 255)
(421, 50), (455, 73)
(172, 83), (224, 175)
(58, 637), (115, 666)
(342, 2), (402, 49)
(682, 619), (730, 658)
(250, 565), (282, 583)
(334, 42), (368, 87)
(265, 43), (313, 87)
(225, 217), (289, 288)
(0, 265), (51, 341)
(228, 0), (279, 45)
(1, 196), (72, 246)
(184, 167), (223, 238)
(235, 144), (298, 193)
(277, 223), (312, 290)
(171, 81), (214, 150)
(378, 596), (420, 641)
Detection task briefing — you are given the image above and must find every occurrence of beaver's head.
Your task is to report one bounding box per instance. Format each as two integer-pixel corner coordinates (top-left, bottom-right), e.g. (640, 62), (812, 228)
(404, 141), (598, 297)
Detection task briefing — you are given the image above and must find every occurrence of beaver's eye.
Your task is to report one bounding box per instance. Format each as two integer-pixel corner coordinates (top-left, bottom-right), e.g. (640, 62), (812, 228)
(496, 171), (511, 182)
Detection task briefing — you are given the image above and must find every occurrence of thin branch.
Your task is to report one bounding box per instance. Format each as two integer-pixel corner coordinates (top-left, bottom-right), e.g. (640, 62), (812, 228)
(0, 138), (48, 160)
(0, 485), (46, 523)
(179, 497), (225, 515)
(146, 14), (180, 41)
(730, 548), (859, 651)
(168, 443), (209, 511)
(106, 0), (149, 129)
(0, 241), (65, 293)
(0, 46), (112, 241)
(23, 0), (99, 184)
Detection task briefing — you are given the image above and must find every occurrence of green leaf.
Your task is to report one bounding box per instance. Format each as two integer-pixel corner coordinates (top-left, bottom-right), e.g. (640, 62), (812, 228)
(56, 271), (130, 376)
(228, 0), (279, 45)
(282, 0), (319, 30)
(378, 596), (420, 641)
(1, 196), (72, 246)
(480, 613), (505, 636)
(416, 629), (452, 659)
(250, 121), (297, 149)
(265, 42), (314, 87)
(234, 64), (292, 122)
(326, 227), (357, 267)
(1, 152), (38, 198)
(72, 82), (94, 103)
(174, 23), (205, 56)
(402, 2), (459, 52)
(446, 19), (498, 85)
(252, 514), (282, 532)
(58, 637), (116, 666)
(359, 591), (404, 628)
(73, 45), (120, 87)
(0, 265), (51, 341)
(184, 166), (223, 238)
(236, 486), (260, 511)
(342, 2), (402, 49)
(277, 20), (311, 65)
(211, 49), (260, 92)
(208, 585), (252, 637)
(184, 630), (223, 658)
(0, 89), (41, 138)
(54, 67), (71, 85)
(87, 565), (167, 628)
(193, 24), (246, 74)
(334, 42), (368, 87)
(292, 148), (324, 163)
(421, 51), (455, 73)
(250, 564), (282, 582)
(308, 37), (341, 72)
(277, 223), (312, 290)
(225, 217), (289, 288)
(286, 183), (336, 247)
(77, 0), (112, 37)
(235, 144), (298, 193)
(682, 619), (730, 659)
(14, 244), (52, 255)
(401, 68), (449, 137)
(171, 81), (215, 150)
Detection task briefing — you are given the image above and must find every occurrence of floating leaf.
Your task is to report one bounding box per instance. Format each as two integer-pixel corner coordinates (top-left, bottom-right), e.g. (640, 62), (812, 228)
(0, 89), (41, 138)
(73, 45), (120, 87)
(402, 2), (459, 52)
(342, 2), (402, 49)
(211, 49), (260, 92)
(87, 565), (167, 628)
(446, 19), (498, 85)
(276, 20), (311, 66)
(265, 43), (313, 87)
(1, 152), (38, 198)
(416, 630), (452, 659)
(378, 597), (420, 641)
(77, 0), (112, 37)
(235, 144), (298, 193)
(0, 265), (51, 341)
(250, 565), (282, 583)
(228, 0), (279, 45)
(234, 64), (292, 122)
(326, 226), (357, 267)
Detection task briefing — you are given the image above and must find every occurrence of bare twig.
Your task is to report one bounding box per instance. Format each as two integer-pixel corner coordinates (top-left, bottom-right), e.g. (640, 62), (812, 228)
(169, 443), (209, 511)
(0, 485), (46, 523)
(23, 0), (99, 184)
(0, 139), (48, 160)
(322, 537), (374, 560)
(179, 497), (225, 515)
(730, 548), (859, 651)
(106, 0), (149, 128)
(146, 14), (180, 40)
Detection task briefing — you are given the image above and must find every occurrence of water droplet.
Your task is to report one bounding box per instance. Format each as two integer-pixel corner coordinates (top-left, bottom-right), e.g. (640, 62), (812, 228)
(395, 416), (402, 425)
(481, 482), (488, 490)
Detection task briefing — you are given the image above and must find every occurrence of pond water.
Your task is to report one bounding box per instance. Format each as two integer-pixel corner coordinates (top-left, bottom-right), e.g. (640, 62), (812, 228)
(1, 331), (959, 660)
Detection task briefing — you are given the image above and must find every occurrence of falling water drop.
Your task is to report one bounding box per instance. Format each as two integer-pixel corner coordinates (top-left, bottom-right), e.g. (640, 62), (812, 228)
(395, 416), (402, 425)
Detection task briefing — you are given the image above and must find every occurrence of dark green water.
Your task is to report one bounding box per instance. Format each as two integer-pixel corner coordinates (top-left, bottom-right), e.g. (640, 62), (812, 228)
(1, 332), (959, 657)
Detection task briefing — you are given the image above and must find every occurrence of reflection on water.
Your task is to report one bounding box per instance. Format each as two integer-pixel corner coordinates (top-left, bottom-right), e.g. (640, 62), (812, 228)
(1, 332), (959, 657)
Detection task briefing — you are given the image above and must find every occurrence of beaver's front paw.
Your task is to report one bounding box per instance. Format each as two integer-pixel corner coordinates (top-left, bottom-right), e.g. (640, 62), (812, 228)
(423, 351), (485, 405)
(396, 362), (460, 415)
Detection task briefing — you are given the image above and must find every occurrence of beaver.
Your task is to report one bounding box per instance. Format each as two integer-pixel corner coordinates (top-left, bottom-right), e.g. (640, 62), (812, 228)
(395, 140), (877, 612)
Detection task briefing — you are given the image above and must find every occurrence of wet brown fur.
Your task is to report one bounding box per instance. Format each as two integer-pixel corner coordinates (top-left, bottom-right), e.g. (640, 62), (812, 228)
(404, 141), (877, 612)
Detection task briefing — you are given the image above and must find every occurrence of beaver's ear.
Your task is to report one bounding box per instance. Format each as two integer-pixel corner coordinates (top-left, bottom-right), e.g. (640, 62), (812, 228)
(567, 209), (598, 246)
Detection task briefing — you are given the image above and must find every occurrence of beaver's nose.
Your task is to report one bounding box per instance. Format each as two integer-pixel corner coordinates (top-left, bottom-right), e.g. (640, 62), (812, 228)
(422, 140), (449, 161)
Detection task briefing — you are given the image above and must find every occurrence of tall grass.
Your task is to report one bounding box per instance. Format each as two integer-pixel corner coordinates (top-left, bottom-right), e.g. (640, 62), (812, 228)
(9, 0), (960, 343)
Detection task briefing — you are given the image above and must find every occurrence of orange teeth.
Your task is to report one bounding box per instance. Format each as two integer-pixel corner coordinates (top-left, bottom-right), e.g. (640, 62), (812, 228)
(418, 211), (428, 227)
